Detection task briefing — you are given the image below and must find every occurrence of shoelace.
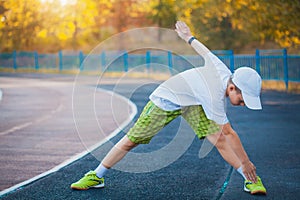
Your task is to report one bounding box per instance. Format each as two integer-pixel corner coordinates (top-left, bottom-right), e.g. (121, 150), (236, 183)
(255, 179), (263, 186)
(85, 172), (96, 176)
(245, 178), (262, 186)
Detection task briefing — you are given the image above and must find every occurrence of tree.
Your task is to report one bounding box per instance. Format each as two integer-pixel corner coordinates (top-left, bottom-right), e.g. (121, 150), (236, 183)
(107, 0), (152, 49)
(188, 0), (250, 51)
(247, 0), (300, 50)
(0, 0), (299, 53)
(148, 0), (177, 41)
(90, 0), (113, 42)
(0, 0), (43, 51)
(189, 0), (300, 52)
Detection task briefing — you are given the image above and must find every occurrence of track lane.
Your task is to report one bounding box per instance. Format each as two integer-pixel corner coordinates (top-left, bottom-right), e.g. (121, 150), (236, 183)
(0, 74), (133, 192)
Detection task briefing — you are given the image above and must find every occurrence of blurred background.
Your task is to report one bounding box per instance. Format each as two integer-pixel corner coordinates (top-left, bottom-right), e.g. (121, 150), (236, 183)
(0, 0), (299, 54)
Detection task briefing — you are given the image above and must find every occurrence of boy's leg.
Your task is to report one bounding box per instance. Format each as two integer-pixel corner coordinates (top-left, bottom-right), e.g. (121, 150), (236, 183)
(101, 135), (138, 169)
(181, 105), (220, 140)
(182, 105), (244, 170)
(126, 101), (181, 144)
(71, 136), (138, 190)
(93, 135), (138, 179)
(207, 132), (266, 194)
(99, 101), (181, 169)
(182, 105), (241, 169)
(206, 132), (241, 169)
(182, 105), (266, 194)
(71, 101), (181, 190)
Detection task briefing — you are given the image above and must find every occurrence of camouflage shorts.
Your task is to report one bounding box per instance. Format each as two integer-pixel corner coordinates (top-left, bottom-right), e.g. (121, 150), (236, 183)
(127, 101), (220, 144)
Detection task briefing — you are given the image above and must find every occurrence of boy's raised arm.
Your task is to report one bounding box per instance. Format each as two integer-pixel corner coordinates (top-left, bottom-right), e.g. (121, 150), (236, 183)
(175, 21), (210, 56)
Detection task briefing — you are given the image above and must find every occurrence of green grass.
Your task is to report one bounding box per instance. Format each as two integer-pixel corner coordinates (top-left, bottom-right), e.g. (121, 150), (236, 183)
(262, 80), (300, 93)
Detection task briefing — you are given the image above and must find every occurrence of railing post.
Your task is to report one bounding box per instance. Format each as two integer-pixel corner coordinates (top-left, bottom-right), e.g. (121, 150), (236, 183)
(229, 50), (234, 73)
(34, 51), (39, 70)
(168, 51), (173, 72)
(59, 51), (63, 71)
(146, 50), (151, 72)
(101, 51), (106, 70)
(79, 51), (84, 71)
(123, 51), (128, 72)
(255, 49), (261, 75)
(13, 50), (17, 70)
(283, 48), (288, 90)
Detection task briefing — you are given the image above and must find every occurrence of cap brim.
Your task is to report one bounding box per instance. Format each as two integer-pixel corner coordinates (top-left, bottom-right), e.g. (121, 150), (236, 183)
(242, 92), (262, 110)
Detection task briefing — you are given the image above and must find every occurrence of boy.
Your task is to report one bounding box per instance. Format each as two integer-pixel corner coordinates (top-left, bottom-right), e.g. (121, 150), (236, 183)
(71, 21), (267, 195)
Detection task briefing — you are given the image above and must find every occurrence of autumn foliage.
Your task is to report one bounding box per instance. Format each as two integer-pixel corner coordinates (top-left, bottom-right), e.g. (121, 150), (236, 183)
(0, 0), (299, 53)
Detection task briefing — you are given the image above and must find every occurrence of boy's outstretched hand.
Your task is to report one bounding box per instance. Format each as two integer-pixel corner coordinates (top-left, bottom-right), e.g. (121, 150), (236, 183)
(175, 21), (193, 42)
(242, 160), (258, 183)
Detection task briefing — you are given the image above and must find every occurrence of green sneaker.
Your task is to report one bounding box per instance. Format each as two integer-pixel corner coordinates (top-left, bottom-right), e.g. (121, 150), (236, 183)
(71, 171), (105, 190)
(244, 176), (267, 195)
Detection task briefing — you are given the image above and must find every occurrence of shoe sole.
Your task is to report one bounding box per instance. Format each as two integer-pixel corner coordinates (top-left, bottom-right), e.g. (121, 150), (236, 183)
(71, 183), (105, 190)
(244, 187), (266, 195)
(244, 176), (266, 195)
(250, 190), (267, 195)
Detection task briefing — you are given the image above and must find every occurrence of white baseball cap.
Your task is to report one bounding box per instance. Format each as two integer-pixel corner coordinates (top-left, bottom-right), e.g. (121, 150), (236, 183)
(232, 67), (262, 110)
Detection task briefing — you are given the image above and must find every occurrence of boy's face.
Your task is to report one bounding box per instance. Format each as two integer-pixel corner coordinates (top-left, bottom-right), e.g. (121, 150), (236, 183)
(227, 84), (245, 106)
(229, 92), (245, 106)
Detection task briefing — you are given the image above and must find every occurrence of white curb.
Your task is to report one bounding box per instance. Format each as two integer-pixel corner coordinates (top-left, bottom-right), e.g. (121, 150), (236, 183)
(0, 89), (2, 101)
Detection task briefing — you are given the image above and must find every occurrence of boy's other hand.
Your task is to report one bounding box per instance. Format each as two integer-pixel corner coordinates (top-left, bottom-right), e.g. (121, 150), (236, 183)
(175, 21), (193, 42)
(242, 160), (258, 183)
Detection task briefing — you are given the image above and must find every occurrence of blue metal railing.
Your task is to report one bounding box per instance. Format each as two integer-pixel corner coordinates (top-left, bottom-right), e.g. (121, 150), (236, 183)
(0, 49), (299, 89)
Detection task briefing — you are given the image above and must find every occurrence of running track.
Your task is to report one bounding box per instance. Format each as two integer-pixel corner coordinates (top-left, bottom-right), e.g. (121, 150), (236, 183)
(1, 73), (300, 200)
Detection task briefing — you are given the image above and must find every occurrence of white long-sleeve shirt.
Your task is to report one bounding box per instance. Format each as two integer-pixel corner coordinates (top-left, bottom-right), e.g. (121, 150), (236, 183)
(149, 39), (232, 125)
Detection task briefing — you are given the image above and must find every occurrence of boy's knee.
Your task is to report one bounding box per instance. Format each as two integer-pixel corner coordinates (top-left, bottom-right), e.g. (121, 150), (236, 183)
(117, 136), (138, 151)
(208, 132), (226, 149)
(124, 139), (138, 150)
(216, 135), (227, 149)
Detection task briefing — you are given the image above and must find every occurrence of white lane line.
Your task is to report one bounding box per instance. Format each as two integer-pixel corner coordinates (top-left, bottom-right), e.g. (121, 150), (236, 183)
(0, 89), (137, 197)
(0, 103), (65, 137)
(0, 122), (33, 136)
(0, 89), (2, 101)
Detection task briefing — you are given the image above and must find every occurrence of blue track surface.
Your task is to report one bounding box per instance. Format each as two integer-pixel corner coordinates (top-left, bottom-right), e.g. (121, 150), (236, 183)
(1, 81), (300, 200)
